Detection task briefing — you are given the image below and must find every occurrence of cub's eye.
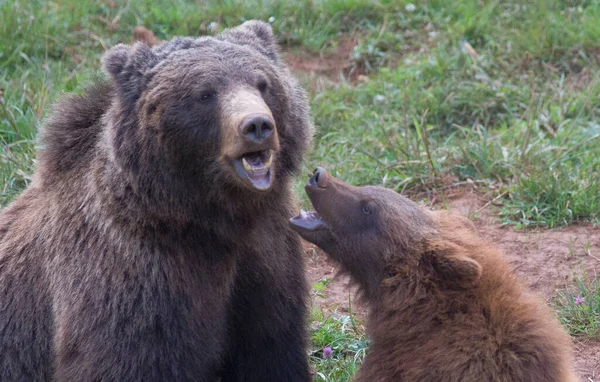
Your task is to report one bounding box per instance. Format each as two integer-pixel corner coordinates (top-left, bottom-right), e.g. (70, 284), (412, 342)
(257, 80), (268, 93)
(362, 205), (372, 215)
(200, 91), (216, 102)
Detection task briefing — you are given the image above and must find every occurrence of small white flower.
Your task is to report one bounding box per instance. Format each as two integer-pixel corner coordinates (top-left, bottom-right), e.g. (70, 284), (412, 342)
(405, 3), (416, 12)
(268, 16), (275, 23)
(373, 95), (387, 104)
(208, 22), (219, 34)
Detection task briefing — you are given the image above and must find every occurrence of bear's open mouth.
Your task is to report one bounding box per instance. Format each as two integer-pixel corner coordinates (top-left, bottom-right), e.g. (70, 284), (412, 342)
(234, 150), (274, 191)
(289, 209), (328, 232)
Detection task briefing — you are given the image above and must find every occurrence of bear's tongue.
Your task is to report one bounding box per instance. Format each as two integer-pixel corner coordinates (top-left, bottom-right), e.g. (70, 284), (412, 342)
(289, 209), (327, 231)
(241, 150), (273, 190)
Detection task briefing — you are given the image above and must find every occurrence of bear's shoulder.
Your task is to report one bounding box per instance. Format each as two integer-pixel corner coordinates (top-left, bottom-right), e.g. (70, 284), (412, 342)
(37, 81), (114, 181)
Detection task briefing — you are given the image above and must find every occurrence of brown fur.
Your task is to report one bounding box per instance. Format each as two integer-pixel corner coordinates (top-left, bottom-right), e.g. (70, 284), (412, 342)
(291, 168), (577, 382)
(0, 21), (313, 381)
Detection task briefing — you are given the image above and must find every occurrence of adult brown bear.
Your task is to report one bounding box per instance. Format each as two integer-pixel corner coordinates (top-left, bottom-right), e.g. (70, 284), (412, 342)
(290, 168), (577, 382)
(0, 21), (312, 381)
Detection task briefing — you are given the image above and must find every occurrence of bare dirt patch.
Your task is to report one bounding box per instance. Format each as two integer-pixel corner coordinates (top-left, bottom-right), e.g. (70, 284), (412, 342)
(284, 39), (359, 80)
(282, 38), (374, 94)
(304, 189), (600, 381)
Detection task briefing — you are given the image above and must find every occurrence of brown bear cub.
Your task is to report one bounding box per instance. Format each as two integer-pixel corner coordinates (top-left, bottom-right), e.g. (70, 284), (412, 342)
(0, 21), (312, 381)
(290, 167), (577, 382)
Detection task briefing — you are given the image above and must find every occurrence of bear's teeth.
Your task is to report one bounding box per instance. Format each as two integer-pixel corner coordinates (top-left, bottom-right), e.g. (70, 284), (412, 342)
(242, 155), (272, 172)
(242, 157), (265, 171)
(264, 152), (273, 168)
(242, 157), (252, 171)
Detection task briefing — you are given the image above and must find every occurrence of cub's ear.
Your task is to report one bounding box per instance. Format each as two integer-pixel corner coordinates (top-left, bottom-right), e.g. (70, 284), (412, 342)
(221, 20), (279, 62)
(102, 43), (157, 102)
(429, 243), (482, 290)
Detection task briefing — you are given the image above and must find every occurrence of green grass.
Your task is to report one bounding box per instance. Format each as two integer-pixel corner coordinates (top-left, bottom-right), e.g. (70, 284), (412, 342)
(3, 0), (600, 225)
(305, 62), (600, 225)
(309, 310), (368, 381)
(309, 279), (368, 381)
(300, 1), (600, 228)
(554, 272), (600, 338)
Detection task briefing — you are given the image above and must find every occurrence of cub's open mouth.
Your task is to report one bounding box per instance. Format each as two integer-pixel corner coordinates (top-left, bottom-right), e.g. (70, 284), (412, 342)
(289, 209), (328, 232)
(234, 150), (274, 191)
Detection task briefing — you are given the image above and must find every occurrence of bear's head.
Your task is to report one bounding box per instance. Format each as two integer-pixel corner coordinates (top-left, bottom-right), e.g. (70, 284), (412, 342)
(290, 167), (482, 298)
(101, 21), (312, 220)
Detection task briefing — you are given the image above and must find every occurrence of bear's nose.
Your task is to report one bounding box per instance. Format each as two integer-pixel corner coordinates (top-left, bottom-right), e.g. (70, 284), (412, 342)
(240, 115), (274, 143)
(309, 167), (328, 188)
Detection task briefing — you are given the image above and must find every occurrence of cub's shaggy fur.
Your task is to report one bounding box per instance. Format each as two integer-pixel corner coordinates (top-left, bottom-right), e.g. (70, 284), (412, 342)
(291, 168), (577, 382)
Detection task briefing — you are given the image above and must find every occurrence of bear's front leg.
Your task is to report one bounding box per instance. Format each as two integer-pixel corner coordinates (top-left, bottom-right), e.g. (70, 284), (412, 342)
(221, 243), (310, 382)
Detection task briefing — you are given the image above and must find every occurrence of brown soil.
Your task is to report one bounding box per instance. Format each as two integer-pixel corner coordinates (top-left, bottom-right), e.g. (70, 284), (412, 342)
(282, 38), (374, 94)
(304, 190), (600, 381)
(284, 39), (359, 81)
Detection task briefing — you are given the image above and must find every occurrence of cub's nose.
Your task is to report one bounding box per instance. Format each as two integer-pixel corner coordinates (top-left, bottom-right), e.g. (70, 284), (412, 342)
(308, 167), (328, 188)
(240, 115), (274, 143)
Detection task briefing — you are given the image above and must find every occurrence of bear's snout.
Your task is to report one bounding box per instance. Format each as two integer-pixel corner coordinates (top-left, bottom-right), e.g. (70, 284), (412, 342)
(240, 114), (274, 144)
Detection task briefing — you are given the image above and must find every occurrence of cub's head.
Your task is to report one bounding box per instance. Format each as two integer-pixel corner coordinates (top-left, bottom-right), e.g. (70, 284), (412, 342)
(102, 21), (312, 214)
(290, 168), (482, 298)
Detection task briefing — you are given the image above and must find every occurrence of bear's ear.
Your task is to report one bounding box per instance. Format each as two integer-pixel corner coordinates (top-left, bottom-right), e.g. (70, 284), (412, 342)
(102, 44), (132, 80)
(222, 20), (279, 62)
(429, 244), (482, 291)
(102, 43), (158, 101)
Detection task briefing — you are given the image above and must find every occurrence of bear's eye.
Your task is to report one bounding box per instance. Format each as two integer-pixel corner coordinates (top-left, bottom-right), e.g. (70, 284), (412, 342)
(147, 102), (158, 115)
(257, 80), (268, 93)
(362, 204), (372, 215)
(200, 91), (216, 102)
